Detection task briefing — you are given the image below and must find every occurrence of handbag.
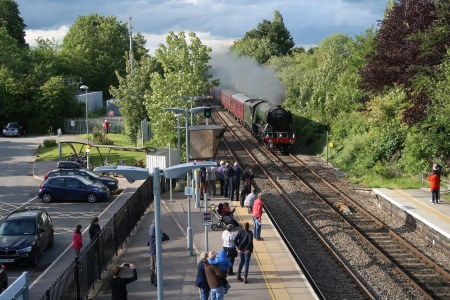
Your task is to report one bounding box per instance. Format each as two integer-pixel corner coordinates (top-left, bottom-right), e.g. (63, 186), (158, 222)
(162, 232), (170, 242)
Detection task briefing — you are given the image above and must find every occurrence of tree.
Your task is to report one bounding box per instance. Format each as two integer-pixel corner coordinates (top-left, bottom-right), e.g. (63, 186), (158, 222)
(111, 56), (163, 146)
(230, 10), (294, 64)
(61, 14), (147, 100)
(144, 31), (217, 149)
(0, 0), (27, 47)
(30, 76), (83, 133)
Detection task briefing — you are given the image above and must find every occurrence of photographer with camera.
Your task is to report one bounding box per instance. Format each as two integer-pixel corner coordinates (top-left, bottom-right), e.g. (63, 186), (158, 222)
(110, 262), (137, 300)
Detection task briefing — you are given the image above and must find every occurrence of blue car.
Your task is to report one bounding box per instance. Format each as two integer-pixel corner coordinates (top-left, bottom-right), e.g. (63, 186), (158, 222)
(38, 175), (110, 203)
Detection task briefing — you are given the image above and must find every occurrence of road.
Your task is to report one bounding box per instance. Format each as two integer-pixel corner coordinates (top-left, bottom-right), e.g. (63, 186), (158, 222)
(0, 135), (119, 288)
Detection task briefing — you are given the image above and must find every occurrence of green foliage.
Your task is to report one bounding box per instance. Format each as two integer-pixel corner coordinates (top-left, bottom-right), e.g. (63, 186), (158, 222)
(91, 127), (114, 145)
(144, 31), (215, 149)
(0, 0), (27, 47)
(43, 139), (57, 147)
(61, 14), (146, 100)
(230, 10), (294, 64)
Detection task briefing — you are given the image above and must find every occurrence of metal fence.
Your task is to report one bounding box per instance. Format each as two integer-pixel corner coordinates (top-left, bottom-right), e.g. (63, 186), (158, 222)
(38, 177), (169, 300)
(63, 118), (124, 135)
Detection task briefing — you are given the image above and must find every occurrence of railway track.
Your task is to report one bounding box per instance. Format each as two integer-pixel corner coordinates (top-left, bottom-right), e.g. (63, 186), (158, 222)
(205, 99), (450, 299)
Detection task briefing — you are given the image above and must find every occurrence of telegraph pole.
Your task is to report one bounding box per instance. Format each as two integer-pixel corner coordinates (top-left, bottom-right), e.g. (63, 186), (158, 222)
(128, 17), (134, 75)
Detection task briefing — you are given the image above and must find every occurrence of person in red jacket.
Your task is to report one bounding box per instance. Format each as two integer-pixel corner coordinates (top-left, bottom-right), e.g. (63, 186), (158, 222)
(428, 169), (441, 204)
(251, 193), (264, 240)
(103, 119), (111, 134)
(72, 224), (83, 258)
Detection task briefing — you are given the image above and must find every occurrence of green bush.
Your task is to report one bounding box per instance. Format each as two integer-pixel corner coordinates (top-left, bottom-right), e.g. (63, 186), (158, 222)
(91, 127), (114, 145)
(43, 139), (57, 147)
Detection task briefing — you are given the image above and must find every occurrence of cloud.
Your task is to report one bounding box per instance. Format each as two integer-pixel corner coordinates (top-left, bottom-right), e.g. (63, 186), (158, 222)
(17, 0), (386, 53)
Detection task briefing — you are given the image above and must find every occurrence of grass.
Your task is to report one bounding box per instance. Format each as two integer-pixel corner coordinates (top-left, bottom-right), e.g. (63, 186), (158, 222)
(37, 134), (148, 167)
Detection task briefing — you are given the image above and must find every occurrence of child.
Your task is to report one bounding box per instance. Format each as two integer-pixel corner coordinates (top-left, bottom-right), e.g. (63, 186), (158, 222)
(208, 250), (231, 294)
(428, 169), (440, 204)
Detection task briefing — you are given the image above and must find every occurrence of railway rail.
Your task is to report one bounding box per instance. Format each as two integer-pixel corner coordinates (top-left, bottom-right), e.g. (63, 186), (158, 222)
(204, 99), (450, 299)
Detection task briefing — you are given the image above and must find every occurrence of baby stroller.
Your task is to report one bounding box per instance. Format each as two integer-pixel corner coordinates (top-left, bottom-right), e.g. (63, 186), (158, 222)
(209, 203), (228, 231)
(209, 203), (239, 231)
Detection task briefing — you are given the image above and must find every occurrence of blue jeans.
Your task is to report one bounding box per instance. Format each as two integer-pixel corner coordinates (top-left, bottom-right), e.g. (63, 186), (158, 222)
(199, 287), (210, 300)
(237, 250), (252, 278)
(253, 216), (261, 239)
(210, 286), (224, 300)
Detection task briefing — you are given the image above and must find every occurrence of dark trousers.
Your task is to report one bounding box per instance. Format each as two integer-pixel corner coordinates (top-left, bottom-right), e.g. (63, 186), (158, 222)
(150, 255), (157, 283)
(224, 179), (230, 197)
(219, 178), (225, 196)
(230, 181), (240, 201)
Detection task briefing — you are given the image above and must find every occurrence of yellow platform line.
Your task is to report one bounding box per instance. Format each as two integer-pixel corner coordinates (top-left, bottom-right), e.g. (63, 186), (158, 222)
(394, 189), (450, 223)
(235, 206), (291, 299)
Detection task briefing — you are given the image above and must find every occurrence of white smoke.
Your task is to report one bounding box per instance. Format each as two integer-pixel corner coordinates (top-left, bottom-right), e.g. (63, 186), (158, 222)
(208, 53), (286, 106)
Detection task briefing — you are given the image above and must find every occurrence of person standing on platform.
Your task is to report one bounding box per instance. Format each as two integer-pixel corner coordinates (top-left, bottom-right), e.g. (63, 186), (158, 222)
(230, 162), (242, 202)
(89, 217), (101, 242)
(234, 222), (254, 284)
(148, 220), (159, 286)
(195, 252), (211, 300)
(240, 168), (254, 207)
(223, 162), (231, 198)
(110, 263), (137, 300)
(72, 224), (82, 258)
(244, 188), (258, 214)
(210, 164), (218, 196)
(200, 167), (207, 200)
(222, 224), (237, 275)
(428, 168), (441, 204)
(204, 250), (226, 300)
(218, 161), (226, 197)
(252, 193), (264, 240)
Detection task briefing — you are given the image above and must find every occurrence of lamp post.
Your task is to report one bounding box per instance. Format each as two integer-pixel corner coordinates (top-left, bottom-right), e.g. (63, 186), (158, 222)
(80, 85), (89, 169)
(182, 96), (202, 126)
(164, 106), (213, 256)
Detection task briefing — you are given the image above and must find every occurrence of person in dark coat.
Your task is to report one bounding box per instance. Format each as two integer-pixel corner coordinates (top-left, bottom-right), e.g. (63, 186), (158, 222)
(223, 162), (231, 198)
(234, 222), (254, 284)
(204, 251), (226, 300)
(110, 263), (137, 300)
(89, 217), (101, 242)
(195, 252), (211, 300)
(240, 168), (254, 207)
(230, 162), (242, 202)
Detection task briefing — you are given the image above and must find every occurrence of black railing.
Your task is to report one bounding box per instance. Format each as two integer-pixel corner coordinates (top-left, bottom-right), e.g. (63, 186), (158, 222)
(39, 176), (166, 300)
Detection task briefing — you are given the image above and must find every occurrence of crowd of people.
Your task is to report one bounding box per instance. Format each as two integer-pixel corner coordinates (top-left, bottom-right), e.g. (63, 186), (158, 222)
(69, 159), (264, 300)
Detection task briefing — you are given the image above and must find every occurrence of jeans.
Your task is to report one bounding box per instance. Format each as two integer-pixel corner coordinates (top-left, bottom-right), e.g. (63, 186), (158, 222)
(150, 255), (157, 283)
(199, 287), (210, 300)
(210, 286), (224, 300)
(253, 216), (261, 239)
(237, 250), (252, 278)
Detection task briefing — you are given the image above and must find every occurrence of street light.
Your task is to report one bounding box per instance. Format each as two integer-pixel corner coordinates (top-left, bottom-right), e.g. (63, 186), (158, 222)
(182, 96), (202, 126)
(80, 85), (90, 169)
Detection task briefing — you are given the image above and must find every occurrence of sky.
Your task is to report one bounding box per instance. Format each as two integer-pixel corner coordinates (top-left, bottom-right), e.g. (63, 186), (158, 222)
(14, 0), (389, 55)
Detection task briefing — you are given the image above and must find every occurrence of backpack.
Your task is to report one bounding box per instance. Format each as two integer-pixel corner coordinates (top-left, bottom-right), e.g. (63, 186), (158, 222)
(223, 166), (230, 180)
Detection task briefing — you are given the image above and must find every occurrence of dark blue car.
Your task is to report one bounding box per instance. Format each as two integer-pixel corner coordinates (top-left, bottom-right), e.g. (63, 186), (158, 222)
(38, 175), (110, 203)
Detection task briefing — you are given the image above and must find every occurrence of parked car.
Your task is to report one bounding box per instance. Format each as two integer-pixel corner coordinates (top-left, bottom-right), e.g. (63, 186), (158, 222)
(44, 169), (119, 192)
(0, 209), (54, 267)
(0, 264), (7, 293)
(2, 122), (25, 137)
(38, 175), (110, 203)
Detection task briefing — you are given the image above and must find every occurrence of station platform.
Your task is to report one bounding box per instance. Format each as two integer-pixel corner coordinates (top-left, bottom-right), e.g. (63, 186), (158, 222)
(373, 188), (450, 246)
(92, 191), (319, 300)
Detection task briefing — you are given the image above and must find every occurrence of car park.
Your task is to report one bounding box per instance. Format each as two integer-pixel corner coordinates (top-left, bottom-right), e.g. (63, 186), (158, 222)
(2, 122), (25, 137)
(0, 209), (54, 267)
(0, 264), (7, 293)
(44, 168), (119, 192)
(38, 175), (110, 203)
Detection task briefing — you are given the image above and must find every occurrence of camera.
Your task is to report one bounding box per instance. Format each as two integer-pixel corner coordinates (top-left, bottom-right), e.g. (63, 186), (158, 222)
(124, 263), (130, 267)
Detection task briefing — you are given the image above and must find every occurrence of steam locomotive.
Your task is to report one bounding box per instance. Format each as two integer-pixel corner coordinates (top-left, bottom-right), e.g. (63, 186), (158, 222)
(211, 86), (296, 153)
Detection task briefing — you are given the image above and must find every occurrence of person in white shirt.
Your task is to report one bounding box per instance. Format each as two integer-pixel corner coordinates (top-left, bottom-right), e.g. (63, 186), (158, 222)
(221, 224), (237, 275)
